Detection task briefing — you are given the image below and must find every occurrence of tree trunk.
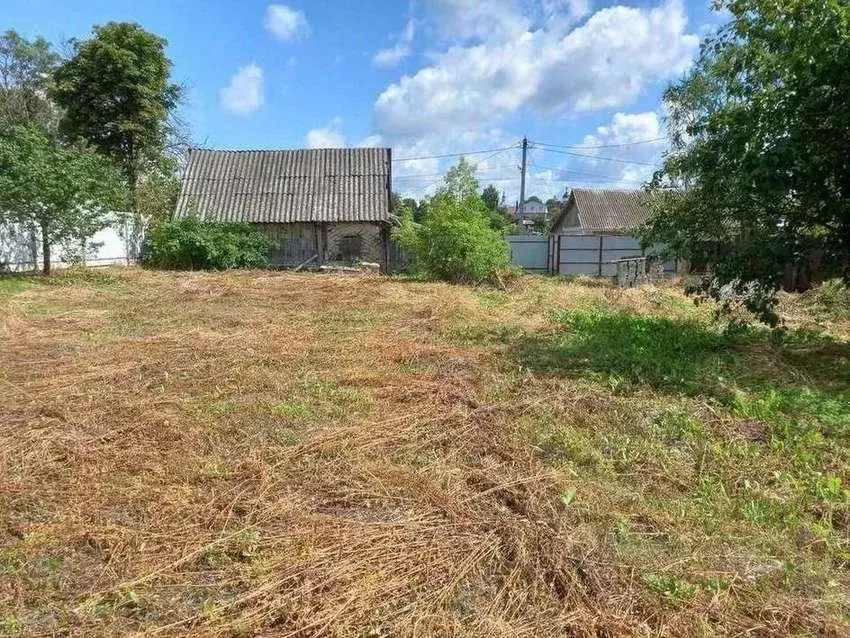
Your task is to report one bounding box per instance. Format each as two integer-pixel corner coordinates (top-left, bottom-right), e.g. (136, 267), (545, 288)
(41, 224), (51, 275)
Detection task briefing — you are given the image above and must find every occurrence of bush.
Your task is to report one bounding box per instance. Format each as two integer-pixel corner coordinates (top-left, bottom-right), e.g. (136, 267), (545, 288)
(146, 217), (273, 270)
(803, 279), (850, 320)
(392, 162), (510, 284)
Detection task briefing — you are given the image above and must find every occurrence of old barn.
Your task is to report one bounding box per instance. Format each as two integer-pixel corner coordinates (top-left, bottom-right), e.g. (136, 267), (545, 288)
(174, 147), (393, 269)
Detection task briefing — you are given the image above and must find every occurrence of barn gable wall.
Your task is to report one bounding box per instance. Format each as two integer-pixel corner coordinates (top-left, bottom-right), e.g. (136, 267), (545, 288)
(255, 222), (385, 267)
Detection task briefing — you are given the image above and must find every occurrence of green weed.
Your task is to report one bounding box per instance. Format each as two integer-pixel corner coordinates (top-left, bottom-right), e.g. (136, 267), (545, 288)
(643, 573), (699, 603)
(274, 402), (312, 418)
(0, 615), (22, 633)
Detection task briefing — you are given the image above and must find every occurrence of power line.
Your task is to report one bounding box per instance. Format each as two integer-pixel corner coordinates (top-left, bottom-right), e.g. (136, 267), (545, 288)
(394, 164), (519, 180)
(404, 146), (518, 193)
(532, 146), (659, 167)
(392, 143), (520, 163)
(531, 137), (667, 150)
(528, 162), (646, 183)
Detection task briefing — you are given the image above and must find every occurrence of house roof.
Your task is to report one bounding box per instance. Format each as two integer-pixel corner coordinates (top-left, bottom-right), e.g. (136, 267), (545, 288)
(555, 188), (651, 232)
(175, 148), (391, 224)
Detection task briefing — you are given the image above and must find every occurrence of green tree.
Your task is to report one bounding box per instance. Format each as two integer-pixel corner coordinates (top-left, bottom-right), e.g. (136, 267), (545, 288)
(482, 184), (500, 211)
(0, 127), (124, 274)
(444, 157), (480, 201)
(0, 30), (59, 131)
(545, 197), (562, 218)
(392, 160), (510, 284)
(135, 168), (181, 228)
(643, 0), (850, 324)
(51, 22), (182, 216)
(413, 199), (429, 223)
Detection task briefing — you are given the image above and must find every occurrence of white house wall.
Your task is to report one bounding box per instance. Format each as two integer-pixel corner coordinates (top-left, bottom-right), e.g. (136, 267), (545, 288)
(0, 216), (136, 272)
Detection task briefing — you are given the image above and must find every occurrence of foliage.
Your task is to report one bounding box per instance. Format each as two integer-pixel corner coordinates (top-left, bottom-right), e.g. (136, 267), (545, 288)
(0, 126), (125, 274)
(146, 216), (274, 270)
(0, 32), (53, 129)
(545, 198), (562, 215)
(0, 30), (59, 132)
(390, 191), (401, 215)
(392, 159), (510, 284)
(481, 184), (516, 232)
(135, 167), (181, 227)
(51, 22), (183, 214)
(643, 0), (850, 325)
(802, 279), (850, 321)
(481, 184), (500, 212)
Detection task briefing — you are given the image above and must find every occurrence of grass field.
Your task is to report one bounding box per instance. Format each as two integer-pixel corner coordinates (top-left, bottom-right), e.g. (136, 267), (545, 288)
(1, 268), (848, 636)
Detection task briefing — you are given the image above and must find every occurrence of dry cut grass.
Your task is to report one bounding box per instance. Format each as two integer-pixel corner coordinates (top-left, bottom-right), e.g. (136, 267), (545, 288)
(0, 268), (848, 636)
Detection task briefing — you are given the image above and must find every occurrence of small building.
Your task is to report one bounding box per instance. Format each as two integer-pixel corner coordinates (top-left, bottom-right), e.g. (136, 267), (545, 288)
(551, 188), (650, 235)
(547, 188), (676, 277)
(174, 147), (393, 268)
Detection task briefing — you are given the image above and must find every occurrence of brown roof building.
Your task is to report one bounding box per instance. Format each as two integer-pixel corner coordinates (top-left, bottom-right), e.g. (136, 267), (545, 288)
(551, 189), (651, 234)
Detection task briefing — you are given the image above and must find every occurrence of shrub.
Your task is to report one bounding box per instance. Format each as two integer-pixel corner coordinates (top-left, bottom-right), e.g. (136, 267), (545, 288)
(392, 160), (510, 284)
(146, 217), (273, 270)
(802, 279), (850, 320)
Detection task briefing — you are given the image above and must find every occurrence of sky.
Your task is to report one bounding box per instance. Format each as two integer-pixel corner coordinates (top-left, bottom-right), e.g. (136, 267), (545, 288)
(3, 0), (727, 201)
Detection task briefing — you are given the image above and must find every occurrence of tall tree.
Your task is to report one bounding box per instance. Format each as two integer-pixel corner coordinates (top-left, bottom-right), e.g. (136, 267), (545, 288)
(643, 0), (850, 324)
(51, 22), (182, 216)
(482, 184), (500, 212)
(444, 157), (480, 202)
(0, 127), (124, 273)
(0, 30), (59, 132)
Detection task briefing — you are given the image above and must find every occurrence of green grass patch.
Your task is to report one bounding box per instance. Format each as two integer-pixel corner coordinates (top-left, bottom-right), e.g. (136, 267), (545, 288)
(0, 277), (35, 299)
(274, 402), (312, 418)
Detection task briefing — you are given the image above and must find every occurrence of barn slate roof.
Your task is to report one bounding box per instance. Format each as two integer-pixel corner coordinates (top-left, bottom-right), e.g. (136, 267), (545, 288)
(558, 188), (651, 232)
(175, 148), (392, 224)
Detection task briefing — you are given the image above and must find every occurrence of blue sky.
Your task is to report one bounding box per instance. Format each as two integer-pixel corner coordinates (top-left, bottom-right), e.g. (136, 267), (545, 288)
(4, 0), (725, 200)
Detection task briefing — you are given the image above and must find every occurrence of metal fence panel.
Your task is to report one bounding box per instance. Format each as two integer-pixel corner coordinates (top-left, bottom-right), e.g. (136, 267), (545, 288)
(561, 249), (601, 262)
(554, 232), (675, 280)
(507, 236), (550, 272)
(603, 235), (642, 250)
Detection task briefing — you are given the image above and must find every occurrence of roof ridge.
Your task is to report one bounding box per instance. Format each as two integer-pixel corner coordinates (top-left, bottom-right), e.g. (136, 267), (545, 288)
(188, 147), (389, 153)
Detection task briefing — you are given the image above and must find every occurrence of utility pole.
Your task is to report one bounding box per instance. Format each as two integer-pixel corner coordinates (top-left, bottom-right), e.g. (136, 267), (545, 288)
(519, 137), (528, 216)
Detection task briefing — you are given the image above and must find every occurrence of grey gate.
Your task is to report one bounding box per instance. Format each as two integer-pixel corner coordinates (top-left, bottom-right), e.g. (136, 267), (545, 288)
(507, 235), (551, 273)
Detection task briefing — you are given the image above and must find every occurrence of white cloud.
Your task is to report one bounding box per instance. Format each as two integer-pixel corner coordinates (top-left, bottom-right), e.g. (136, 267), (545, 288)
(305, 117), (346, 148)
(427, 0), (530, 42)
(356, 134), (385, 148)
(265, 4), (310, 41)
(541, 0), (592, 23)
(580, 111), (664, 148)
(220, 64), (265, 115)
(375, 0), (697, 139)
(537, 111), (668, 190)
(373, 4), (416, 68)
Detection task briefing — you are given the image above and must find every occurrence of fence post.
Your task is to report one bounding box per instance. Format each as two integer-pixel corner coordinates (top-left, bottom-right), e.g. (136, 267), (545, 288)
(557, 234), (562, 275)
(598, 235), (604, 277)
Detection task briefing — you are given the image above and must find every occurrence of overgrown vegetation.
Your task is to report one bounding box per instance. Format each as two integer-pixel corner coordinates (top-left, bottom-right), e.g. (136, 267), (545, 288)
(644, 0), (850, 324)
(146, 216), (273, 270)
(0, 126), (125, 274)
(0, 23), (186, 274)
(52, 22), (184, 218)
(1, 269), (848, 635)
(393, 158), (512, 284)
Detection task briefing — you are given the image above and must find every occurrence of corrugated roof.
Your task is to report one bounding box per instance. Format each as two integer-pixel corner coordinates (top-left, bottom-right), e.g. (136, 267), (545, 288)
(570, 188), (650, 232)
(175, 148), (391, 224)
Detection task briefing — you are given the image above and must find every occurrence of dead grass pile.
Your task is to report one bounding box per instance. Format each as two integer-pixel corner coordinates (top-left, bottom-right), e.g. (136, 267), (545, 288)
(0, 269), (846, 636)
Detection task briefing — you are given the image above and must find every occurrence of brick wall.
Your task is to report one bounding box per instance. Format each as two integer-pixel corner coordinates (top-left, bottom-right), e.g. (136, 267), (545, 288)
(325, 223), (385, 264)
